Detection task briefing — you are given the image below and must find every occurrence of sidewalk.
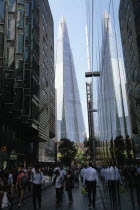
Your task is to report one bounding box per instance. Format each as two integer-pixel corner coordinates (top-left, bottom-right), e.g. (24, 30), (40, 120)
(13, 176), (53, 206)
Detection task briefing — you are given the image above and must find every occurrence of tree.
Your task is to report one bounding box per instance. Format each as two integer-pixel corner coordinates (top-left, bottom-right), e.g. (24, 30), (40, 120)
(84, 137), (93, 159)
(114, 136), (125, 165)
(58, 138), (77, 166)
(75, 148), (84, 165)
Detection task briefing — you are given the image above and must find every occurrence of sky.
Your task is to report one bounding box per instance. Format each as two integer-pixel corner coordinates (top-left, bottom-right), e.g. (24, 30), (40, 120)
(48, 0), (124, 138)
(48, 0), (89, 135)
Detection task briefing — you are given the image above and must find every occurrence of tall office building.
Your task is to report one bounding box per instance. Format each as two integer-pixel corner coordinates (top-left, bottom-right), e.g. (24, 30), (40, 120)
(119, 0), (140, 157)
(0, 0), (55, 167)
(98, 12), (131, 142)
(55, 17), (86, 142)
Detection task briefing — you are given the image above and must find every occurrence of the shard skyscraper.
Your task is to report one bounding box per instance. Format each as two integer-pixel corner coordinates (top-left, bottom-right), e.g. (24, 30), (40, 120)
(55, 17), (86, 142)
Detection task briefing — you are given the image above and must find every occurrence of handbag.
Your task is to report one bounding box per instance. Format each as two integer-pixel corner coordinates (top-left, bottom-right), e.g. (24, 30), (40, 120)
(81, 186), (86, 194)
(120, 184), (125, 193)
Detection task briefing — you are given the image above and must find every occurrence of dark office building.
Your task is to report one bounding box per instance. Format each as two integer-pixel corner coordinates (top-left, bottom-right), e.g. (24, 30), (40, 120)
(0, 0), (55, 168)
(119, 0), (140, 158)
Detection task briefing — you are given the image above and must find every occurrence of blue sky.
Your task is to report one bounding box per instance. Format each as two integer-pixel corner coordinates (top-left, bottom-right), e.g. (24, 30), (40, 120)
(48, 0), (122, 137)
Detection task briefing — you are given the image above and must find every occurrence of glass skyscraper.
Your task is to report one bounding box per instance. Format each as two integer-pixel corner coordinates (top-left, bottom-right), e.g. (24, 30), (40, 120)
(98, 12), (131, 141)
(55, 17), (86, 142)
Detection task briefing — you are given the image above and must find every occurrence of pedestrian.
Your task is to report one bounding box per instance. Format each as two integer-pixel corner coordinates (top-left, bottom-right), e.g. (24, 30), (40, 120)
(59, 165), (66, 193)
(31, 165), (44, 210)
(64, 169), (74, 204)
(16, 169), (28, 208)
(83, 162), (99, 208)
(80, 165), (86, 184)
(134, 169), (140, 203)
(53, 169), (63, 203)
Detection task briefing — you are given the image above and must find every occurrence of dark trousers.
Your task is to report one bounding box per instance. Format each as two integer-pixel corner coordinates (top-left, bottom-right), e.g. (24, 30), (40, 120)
(56, 188), (62, 202)
(67, 189), (73, 201)
(32, 184), (41, 210)
(136, 186), (140, 202)
(108, 180), (117, 206)
(86, 181), (96, 205)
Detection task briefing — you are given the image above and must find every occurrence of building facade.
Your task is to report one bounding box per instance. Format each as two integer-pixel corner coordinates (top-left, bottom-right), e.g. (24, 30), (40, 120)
(119, 0), (140, 158)
(0, 0), (55, 168)
(55, 17), (86, 142)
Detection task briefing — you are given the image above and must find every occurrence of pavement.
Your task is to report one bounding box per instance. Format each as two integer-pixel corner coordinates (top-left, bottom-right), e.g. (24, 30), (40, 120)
(13, 178), (140, 210)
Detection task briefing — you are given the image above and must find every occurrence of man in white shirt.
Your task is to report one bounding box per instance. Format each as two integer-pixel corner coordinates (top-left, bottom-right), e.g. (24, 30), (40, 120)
(83, 162), (99, 208)
(31, 166), (44, 210)
(107, 164), (122, 207)
(80, 165), (86, 183)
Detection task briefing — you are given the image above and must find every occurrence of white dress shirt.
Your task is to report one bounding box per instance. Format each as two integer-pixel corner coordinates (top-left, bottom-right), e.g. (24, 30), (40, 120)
(83, 167), (99, 185)
(55, 175), (63, 188)
(59, 169), (66, 180)
(80, 168), (86, 178)
(106, 166), (122, 183)
(31, 172), (43, 184)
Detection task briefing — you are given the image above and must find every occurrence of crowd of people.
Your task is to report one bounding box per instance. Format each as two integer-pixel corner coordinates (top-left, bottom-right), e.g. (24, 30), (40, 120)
(0, 162), (140, 209)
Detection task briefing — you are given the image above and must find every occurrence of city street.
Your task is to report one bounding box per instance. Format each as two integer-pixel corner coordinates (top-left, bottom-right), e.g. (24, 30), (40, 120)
(13, 181), (140, 210)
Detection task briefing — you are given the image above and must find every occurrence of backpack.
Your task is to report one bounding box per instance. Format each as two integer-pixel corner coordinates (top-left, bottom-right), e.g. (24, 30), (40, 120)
(20, 174), (28, 187)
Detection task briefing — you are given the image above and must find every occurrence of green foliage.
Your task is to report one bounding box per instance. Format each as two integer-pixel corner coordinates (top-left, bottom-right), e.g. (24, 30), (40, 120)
(114, 136), (125, 165)
(84, 137), (93, 158)
(58, 138), (77, 166)
(75, 148), (84, 165)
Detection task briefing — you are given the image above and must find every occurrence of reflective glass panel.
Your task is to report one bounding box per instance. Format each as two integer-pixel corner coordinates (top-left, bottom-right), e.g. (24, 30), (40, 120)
(25, 47), (30, 63)
(7, 47), (15, 70)
(26, 2), (30, 16)
(8, 18), (15, 40)
(16, 60), (23, 80)
(0, 32), (4, 57)
(25, 23), (30, 39)
(9, 0), (16, 12)
(18, 34), (24, 53)
(17, 8), (24, 27)
(0, 0), (4, 23)
(18, 0), (24, 3)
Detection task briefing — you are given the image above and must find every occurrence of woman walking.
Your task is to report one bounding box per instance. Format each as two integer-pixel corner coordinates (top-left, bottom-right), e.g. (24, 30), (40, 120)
(64, 169), (74, 204)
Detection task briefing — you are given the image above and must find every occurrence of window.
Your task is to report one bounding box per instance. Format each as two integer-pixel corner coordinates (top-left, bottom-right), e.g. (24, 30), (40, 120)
(0, 0), (5, 23)
(7, 47), (15, 70)
(8, 18), (15, 40)
(33, 56), (39, 76)
(43, 36), (46, 42)
(0, 33), (4, 57)
(24, 70), (30, 88)
(15, 88), (23, 109)
(33, 80), (39, 97)
(16, 60), (23, 80)
(9, 0), (16, 12)
(18, 34), (24, 53)
(25, 47), (30, 63)
(23, 95), (30, 114)
(17, 8), (24, 27)
(18, 0), (24, 3)
(25, 23), (30, 39)
(46, 44), (48, 50)
(26, 2), (30, 16)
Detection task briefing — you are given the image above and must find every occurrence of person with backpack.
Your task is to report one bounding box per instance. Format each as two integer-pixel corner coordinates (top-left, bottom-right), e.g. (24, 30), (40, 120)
(31, 166), (44, 210)
(16, 169), (28, 208)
